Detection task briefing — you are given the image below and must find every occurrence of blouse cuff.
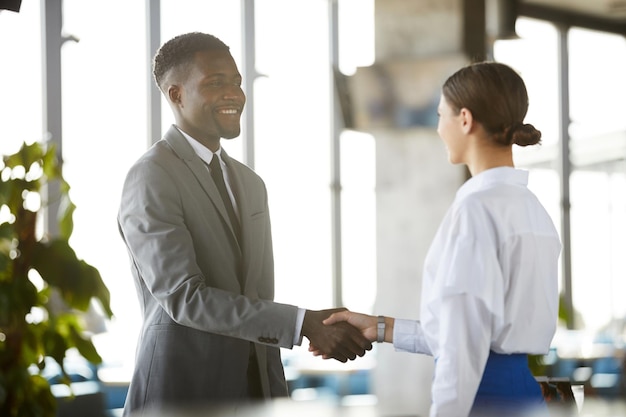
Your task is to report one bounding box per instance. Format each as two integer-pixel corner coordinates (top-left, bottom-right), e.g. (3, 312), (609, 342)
(393, 318), (430, 354)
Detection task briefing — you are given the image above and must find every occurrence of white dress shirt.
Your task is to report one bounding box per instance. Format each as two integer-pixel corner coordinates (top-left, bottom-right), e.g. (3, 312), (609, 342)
(393, 167), (561, 417)
(180, 129), (240, 217)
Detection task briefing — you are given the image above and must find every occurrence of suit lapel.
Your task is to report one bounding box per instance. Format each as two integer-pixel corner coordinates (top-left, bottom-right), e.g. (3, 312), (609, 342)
(164, 126), (242, 254)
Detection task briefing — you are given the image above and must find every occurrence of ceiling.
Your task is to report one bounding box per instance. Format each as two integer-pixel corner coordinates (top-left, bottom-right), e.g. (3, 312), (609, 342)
(520, 0), (626, 32)
(526, 0), (626, 20)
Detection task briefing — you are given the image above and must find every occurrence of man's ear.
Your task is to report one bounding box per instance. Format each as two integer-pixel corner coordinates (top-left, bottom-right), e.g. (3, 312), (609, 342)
(459, 107), (474, 134)
(167, 84), (181, 105)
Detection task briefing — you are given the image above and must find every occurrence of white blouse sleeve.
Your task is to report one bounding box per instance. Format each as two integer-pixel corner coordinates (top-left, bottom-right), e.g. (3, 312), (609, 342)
(426, 203), (505, 417)
(393, 319), (431, 355)
(429, 293), (491, 417)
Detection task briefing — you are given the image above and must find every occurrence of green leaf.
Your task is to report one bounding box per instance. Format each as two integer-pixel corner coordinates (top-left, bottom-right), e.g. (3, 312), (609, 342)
(32, 240), (83, 305)
(57, 194), (75, 240)
(0, 350), (57, 417)
(0, 274), (38, 324)
(20, 325), (45, 367)
(69, 326), (102, 365)
(2, 179), (36, 215)
(18, 273), (39, 309)
(42, 328), (68, 368)
(0, 179), (10, 207)
(3, 142), (42, 170)
(32, 240), (113, 318)
(41, 145), (62, 181)
(1, 141), (112, 417)
(0, 253), (8, 279)
(0, 222), (14, 241)
(28, 374), (57, 417)
(80, 261), (113, 319)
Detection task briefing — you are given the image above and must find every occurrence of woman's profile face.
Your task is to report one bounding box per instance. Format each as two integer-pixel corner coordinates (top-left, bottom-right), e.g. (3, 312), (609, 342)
(436, 94), (466, 165)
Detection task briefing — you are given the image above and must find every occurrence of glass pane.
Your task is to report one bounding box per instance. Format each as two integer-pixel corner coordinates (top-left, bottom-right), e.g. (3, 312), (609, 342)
(494, 18), (560, 149)
(569, 28), (626, 142)
(340, 131), (376, 314)
(61, 0), (149, 365)
(338, 0), (375, 75)
(0, 2), (43, 154)
(569, 26), (626, 334)
(254, 0), (333, 310)
(570, 168), (626, 332)
(337, 0), (376, 314)
(59, 1), (250, 373)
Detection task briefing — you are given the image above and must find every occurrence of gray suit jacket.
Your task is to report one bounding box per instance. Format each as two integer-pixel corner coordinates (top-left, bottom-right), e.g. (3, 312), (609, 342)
(118, 126), (299, 415)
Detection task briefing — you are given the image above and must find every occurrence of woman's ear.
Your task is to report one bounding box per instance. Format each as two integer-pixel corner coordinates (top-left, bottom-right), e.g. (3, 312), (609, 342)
(459, 107), (474, 134)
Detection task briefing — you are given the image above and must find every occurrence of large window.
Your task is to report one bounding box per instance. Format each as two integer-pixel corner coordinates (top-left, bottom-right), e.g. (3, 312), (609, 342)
(0, 0), (376, 378)
(60, 0), (148, 367)
(568, 27), (626, 331)
(494, 17), (563, 295)
(495, 18), (626, 335)
(0, 3), (43, 152)
(253, 0), (334, 310)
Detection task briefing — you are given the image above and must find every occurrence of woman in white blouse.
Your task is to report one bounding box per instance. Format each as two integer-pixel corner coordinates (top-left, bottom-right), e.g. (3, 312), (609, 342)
(317, 62), (562, 417)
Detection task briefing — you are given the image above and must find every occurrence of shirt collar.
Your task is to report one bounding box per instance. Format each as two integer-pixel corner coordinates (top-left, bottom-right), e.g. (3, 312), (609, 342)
(176, 126), (222, 165)
(456, 166), (529, 201)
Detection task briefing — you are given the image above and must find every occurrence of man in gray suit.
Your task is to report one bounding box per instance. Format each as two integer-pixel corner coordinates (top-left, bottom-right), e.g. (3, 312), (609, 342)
(117, 32), (372, 416)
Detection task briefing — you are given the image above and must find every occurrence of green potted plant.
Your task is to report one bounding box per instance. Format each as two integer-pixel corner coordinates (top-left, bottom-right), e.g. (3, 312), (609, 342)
(0, 141), (113, 417)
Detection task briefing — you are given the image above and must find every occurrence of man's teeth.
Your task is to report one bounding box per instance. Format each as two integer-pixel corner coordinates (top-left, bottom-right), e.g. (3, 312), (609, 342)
(220, 109), (238, 114)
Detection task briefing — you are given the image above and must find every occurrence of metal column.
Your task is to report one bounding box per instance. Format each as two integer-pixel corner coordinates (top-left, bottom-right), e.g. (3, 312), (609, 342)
(41, 0), (64, 238)
(147, 0), (161, 146)
(241, 0), (256, 168)
(329, 0), (343, 308)
(557, 23), (574, 329)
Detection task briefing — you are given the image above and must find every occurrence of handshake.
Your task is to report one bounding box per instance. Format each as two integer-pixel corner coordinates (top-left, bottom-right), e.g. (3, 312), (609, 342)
(302, 308), (384, 363)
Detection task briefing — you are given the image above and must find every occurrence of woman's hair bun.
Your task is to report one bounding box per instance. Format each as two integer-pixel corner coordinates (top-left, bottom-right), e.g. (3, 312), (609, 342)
(510, 123), (542, 147)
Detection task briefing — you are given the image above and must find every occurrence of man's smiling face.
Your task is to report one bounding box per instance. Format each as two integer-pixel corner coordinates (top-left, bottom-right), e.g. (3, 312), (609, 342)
(173, 48), (246, 148)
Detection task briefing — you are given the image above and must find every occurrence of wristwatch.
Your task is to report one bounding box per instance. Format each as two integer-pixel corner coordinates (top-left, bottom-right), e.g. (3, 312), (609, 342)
(377, 315), (385, 343)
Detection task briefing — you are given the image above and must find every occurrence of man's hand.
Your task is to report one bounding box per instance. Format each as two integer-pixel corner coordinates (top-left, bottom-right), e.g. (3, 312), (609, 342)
(302, 308), (372, 363)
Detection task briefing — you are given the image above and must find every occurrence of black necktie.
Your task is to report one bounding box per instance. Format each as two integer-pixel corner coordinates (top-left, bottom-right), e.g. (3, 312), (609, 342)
(209, 154), (241, 243)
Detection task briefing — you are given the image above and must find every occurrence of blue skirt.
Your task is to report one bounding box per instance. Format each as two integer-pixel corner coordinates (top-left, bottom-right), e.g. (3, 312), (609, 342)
(470, 351), (547, 417)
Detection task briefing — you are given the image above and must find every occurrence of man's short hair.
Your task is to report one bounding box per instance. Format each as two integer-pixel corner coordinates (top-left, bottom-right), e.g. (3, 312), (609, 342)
(152, 32), (230, 90)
